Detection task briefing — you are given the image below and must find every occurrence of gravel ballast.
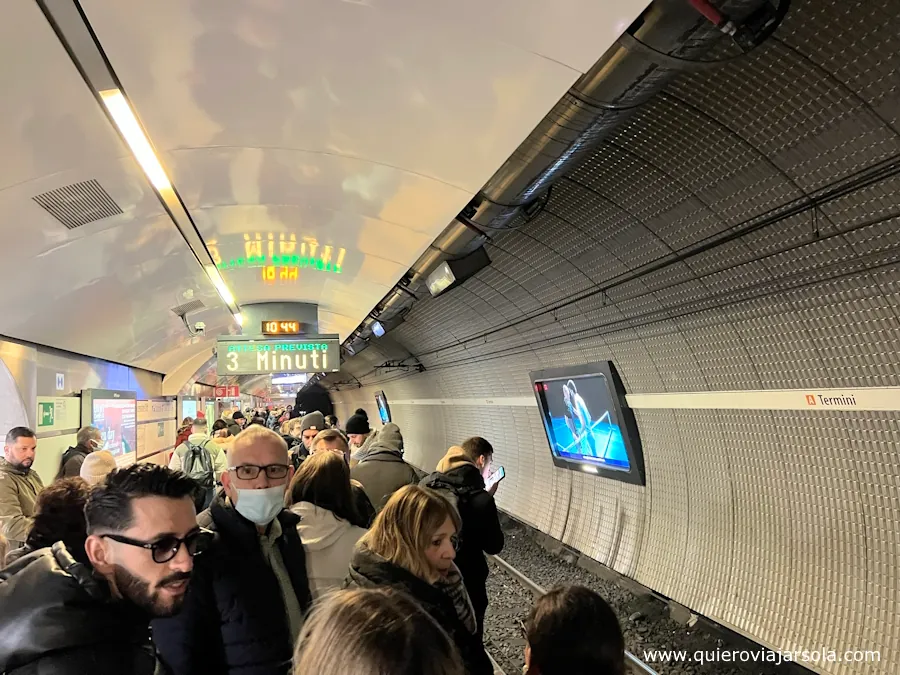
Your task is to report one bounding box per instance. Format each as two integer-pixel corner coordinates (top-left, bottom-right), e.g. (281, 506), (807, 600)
(484, 559), (532, 674)
(482, 517), (814, 675)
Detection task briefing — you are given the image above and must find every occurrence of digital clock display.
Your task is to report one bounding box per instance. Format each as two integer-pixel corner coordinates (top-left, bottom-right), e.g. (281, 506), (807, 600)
(261, 320), (301, 335)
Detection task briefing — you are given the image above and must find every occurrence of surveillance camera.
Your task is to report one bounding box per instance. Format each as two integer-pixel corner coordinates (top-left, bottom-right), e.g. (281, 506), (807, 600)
(194, 321), (206, 335)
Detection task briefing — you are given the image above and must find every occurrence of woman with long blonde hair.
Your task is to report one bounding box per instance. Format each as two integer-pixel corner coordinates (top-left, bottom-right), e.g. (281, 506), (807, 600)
(293, 588), (464, 675)
(344, 485), (492, 675)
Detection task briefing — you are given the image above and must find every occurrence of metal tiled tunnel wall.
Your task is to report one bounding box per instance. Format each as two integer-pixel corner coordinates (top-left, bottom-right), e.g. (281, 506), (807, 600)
(333, 2), (900, 673)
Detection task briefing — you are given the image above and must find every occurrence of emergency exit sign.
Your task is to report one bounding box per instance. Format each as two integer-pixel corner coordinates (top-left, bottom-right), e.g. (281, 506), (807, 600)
(38, 401), (54, 427)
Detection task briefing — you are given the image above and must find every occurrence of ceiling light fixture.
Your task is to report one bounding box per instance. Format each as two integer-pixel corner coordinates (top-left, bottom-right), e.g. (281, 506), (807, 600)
(426, 246), (491, 297)
(233, 312), (244, 326)
(99, 89), (171, 191)
(204, 264), (237, 309)
(36, 2), (243, 329)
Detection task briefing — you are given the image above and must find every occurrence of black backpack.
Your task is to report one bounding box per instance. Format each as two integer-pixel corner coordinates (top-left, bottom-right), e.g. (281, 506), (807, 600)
(56, 447), (87, 480)
(182, 441), (215, 490)
(421, 474), (480, 518)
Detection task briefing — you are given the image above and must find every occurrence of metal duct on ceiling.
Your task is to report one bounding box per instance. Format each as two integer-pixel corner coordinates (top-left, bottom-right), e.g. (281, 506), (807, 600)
(363, 0), (779, 332)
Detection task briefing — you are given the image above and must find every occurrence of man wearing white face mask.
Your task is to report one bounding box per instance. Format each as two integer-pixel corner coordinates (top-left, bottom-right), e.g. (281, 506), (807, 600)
(56, 426), (103, 479)
(152, 426), (312, 675)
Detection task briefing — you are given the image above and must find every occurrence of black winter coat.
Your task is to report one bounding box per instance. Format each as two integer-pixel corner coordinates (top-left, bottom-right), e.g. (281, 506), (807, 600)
(152, 492), (312, 675)
(421, 465), (504, 620)
(0, 543), (157, 675)
(344, 547), (493, 675)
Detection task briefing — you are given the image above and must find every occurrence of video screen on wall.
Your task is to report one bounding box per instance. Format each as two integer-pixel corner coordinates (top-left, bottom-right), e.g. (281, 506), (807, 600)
(181, 399), (198, 421)
(531, 362), (645, 485)
(375, 391), (391, 425)
(92, 398), (136, 463)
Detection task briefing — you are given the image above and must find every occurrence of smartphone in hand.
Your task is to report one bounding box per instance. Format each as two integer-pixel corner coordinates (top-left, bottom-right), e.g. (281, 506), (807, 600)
(485, 466), (505, 490)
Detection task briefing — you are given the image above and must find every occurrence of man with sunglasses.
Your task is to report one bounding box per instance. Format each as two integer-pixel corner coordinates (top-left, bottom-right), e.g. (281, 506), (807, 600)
(0, 464), (206, 675)
(153, 425), (312, 675)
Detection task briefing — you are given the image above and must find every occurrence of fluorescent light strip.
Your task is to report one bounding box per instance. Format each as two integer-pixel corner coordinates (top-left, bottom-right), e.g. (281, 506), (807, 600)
(204, 265), (237, 307)
(35, 1), (241, 328)
(101, 90), (240, 325)
(99, 89), (171, 191)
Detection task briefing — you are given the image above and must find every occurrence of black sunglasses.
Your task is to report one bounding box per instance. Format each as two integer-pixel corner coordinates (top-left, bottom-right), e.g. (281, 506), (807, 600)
(102, 528), (214, 563)
(229, 464), (290, 480)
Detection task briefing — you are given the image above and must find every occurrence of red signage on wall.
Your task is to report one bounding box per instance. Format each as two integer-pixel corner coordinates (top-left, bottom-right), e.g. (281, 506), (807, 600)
(215, 385), (240, 398)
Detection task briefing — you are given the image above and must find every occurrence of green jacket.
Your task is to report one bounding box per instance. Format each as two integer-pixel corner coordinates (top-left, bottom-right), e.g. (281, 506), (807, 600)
(0, 458), (45, 549)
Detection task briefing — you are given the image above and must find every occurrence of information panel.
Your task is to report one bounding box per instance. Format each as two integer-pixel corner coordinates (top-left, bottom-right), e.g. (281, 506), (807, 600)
(217, 335), (341, 375)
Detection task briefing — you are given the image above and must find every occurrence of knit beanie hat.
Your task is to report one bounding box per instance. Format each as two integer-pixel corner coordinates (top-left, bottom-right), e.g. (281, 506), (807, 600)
(354, 408), (369, 420)
(345, 413), (371, 435)
(232, 410), (245, 421)
(300, 411), (326, 436)
(80, 450), (117, 486)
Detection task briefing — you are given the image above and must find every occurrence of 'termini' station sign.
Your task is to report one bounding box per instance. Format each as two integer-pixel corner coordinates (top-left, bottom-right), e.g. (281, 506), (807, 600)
(626, 388), (900, 412)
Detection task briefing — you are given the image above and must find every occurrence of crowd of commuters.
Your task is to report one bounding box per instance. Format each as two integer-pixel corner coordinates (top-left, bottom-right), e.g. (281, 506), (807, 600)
(0, 400), (626, 675)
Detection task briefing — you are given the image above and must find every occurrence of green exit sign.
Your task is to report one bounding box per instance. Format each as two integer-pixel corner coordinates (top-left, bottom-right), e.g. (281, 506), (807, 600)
(38, 401), (55, 427)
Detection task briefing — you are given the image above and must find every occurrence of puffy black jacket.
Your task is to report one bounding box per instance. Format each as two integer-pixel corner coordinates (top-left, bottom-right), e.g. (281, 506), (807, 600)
(421, 463), (504, 625)
(0, 543), (157, 675)
(344, 547), (493, 675)
(56, 443), (92, 479)
(152, 492), (312, 675)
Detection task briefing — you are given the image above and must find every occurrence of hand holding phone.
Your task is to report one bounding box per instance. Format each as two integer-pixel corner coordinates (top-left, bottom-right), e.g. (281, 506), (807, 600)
(485, 466), (505, 492)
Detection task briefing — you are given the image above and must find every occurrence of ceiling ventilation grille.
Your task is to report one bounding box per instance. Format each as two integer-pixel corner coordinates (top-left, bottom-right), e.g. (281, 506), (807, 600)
(171, 299), (206, 317)
(32, 179), (123, 230)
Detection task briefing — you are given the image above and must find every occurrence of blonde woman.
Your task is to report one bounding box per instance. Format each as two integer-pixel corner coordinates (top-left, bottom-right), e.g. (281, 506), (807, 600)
(344, 485), (493, 675)
(294, 588), (464, 675)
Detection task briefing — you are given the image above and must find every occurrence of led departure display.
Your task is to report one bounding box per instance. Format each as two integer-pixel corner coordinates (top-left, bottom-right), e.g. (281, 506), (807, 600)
(217, 336), (341, 375)
(261, 320), (302, 335)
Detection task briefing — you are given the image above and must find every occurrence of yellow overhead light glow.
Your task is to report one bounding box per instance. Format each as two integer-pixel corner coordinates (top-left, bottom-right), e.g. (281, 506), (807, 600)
(204, 265), (236, 307)
(99, 89), (171, 191)
(233, 312), (244, 326)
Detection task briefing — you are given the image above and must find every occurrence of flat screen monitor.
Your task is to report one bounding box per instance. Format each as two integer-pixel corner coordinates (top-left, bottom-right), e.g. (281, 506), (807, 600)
(375, 391), (391, 424)
(181, 399), (198, 421)
(81, 389), (137, 467)
(530, 362), (645, 485)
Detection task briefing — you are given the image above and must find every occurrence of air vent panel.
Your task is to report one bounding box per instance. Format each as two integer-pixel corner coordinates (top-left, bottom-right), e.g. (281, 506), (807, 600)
(171, 299), (206, 317)
(32, 179), (123, 230)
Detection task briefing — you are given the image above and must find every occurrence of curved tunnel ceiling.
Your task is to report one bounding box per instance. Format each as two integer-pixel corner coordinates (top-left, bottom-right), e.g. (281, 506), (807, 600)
(0, 0), (653, 389)
(336, 0), (900, 391)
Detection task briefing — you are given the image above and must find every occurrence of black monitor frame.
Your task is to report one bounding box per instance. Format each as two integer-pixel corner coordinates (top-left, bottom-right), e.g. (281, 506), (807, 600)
(375, 391), (391, 424)
(529, 362), (645, 486)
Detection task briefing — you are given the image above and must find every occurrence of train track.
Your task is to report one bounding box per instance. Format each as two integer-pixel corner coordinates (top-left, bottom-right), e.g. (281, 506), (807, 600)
(490, 554), (658, 675)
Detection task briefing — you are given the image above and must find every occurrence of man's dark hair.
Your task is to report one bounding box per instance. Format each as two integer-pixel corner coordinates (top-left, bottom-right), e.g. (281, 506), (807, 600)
(461, 437), (493, 462)
(27, 477), (92, 564)
(249, 416), (267, 427)
(85, 464), (198, 534)
(5, 426), (36, 445)
(212, 419), (228, 432)
(525, 586), (625, 675)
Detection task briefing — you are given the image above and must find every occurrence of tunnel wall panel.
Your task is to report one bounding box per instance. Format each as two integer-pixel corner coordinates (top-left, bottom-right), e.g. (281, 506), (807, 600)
(333, 2), (900, 671)
(0, 335), (163, 483)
